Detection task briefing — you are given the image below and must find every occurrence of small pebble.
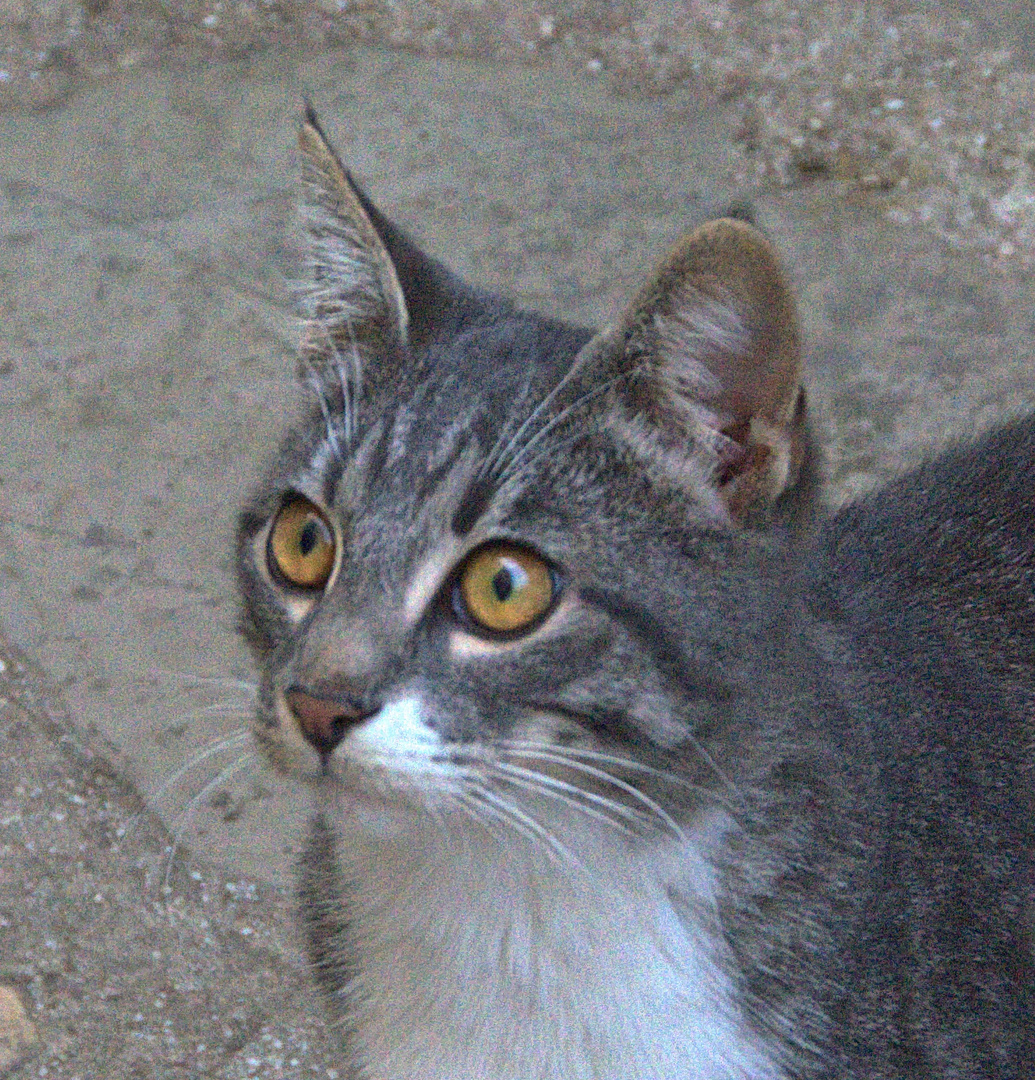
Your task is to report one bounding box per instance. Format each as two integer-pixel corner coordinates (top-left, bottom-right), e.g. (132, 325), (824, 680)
(0, 986), (39, 1072)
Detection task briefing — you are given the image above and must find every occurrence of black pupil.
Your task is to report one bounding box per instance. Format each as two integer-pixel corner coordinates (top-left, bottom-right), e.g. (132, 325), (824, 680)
(299, 518), (320, 557)
(491, 560), (526, 602)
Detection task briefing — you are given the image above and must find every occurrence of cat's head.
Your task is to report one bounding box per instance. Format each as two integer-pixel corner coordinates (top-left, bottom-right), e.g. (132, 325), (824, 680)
(236, 108), (813, 842)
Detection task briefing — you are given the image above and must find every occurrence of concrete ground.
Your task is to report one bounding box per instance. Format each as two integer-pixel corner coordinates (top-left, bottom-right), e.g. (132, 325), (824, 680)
(2, 15), (1035, 1079)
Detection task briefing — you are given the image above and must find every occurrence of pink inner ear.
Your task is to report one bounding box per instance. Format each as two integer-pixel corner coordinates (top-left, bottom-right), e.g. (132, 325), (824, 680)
(716, 439), (771, 488)
(647, 220), (802, 438)
(713, 416), (751, 483)
(694, 305), (799, 432)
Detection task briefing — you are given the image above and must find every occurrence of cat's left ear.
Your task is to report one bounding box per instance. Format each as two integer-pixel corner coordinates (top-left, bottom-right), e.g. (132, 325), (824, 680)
(583, 216), (810, 523)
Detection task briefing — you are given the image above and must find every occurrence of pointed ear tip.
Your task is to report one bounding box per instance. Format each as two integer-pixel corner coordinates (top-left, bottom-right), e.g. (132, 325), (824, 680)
(298, 116), (322, 154)
(298, 102), (336, 162)
(300, 95), (329, 136)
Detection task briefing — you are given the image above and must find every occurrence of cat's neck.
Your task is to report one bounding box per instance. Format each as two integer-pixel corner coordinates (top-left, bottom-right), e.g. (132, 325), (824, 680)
(329, 806), (783, 1080)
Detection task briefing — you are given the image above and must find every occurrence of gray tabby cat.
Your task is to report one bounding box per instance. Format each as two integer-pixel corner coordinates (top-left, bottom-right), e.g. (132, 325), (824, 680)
(236, 107), (1035, 1079)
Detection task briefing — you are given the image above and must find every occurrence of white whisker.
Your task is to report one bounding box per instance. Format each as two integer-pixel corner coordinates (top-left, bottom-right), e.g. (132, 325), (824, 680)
(499, 745), (688, 842)
(475, 376), (535, 484)
(479, 344), (602, 483)
(504, 740), (697, 789)
(148, 729), (251, 806)
(189, 702), (255, 717)
(493, 375), (625, 488)
(454, 789), (506, 840)
(163, 753), (256, 887)
(503, 738), (743, 812)
(122, 730), (252, 843)
(461, 785), (577, 870)
(491, 760), (642, 836)
(681, 733), (739, 795)
(147, 670), (258, 697)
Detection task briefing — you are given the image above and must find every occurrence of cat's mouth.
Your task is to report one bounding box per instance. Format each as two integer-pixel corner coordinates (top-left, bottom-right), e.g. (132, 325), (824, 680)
(267, 686), (464, 798)
(265, 685), (693, 842)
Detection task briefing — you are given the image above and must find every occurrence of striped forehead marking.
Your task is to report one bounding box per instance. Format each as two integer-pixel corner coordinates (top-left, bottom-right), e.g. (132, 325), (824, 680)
(386, 403), (416, 467)
(305, 436), (339, 484)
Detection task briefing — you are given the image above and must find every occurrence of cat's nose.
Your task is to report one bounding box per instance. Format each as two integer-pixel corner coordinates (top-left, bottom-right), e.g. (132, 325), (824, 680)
(284, 687), (377, 757)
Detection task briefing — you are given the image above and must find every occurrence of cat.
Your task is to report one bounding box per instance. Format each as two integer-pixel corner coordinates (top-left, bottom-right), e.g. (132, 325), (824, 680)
(235, 105), (1035, 1079)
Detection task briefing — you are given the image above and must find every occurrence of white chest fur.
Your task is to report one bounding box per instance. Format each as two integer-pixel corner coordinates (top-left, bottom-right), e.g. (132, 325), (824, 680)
(333, 812), (782, 1080)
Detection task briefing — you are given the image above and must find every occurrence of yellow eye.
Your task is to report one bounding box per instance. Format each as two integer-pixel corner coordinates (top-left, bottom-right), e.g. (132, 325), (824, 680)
(456, 544), (558, 635)
(267, 497), (337, 590)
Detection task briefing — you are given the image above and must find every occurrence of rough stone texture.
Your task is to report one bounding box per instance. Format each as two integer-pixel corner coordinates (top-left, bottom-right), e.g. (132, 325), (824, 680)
(3, 2), (1035, 261)
(0, 986), (39, 1073)
(0, 637), (345, 1078)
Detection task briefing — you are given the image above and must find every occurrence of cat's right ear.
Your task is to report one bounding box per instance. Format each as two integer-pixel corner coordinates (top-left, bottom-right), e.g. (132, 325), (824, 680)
(296, 105), (411, 361)
(297, 107), (496, 384)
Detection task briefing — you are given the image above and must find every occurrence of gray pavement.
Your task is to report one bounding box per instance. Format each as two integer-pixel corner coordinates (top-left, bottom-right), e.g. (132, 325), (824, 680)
(2, 39), (1035, 1080)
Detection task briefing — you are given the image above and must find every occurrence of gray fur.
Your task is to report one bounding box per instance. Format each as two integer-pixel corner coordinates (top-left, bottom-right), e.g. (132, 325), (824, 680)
(236, 112), (1035, 1079)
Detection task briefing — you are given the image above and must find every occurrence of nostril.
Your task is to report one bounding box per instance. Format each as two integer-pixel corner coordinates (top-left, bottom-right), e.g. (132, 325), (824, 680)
(284, 688), (376, 757)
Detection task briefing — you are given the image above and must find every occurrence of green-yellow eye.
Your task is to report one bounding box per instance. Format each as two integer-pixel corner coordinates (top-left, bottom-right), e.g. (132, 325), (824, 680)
(267, 497), (336, 590)
(455, 544), (558, 635)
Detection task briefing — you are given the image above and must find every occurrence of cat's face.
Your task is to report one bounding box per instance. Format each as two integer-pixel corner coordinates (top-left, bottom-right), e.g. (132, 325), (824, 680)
(237, 109), (811, 841)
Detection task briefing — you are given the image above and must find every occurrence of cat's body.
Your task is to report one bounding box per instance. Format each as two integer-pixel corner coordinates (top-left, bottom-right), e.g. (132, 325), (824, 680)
(236, 108), (1035, 1079)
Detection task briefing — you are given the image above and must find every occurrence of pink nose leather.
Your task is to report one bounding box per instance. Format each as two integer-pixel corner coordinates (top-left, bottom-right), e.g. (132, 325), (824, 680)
(285, 689), (373, 756)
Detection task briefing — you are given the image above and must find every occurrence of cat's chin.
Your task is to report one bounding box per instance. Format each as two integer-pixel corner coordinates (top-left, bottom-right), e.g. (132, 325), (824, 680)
(314, 767), (454, 834)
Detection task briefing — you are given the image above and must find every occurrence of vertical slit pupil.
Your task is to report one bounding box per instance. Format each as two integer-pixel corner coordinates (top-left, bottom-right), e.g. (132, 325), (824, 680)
(299, 519), (319, 556)
(491, 562), (525, 602)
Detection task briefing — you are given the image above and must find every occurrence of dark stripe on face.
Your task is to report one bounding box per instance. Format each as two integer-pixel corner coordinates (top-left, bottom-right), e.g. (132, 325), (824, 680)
(451, 472), (499, 537)
(238, 507), (268, 541)
(320, 451), (346, 509)
(417, 429), (473, 504)
(364, 416), (395, 485)
(579, 584), (732, 703)
(549, 701), (663, 753)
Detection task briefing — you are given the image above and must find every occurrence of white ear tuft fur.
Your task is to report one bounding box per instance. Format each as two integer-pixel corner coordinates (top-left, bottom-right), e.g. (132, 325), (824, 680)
(580, 216), (809, 522)
(297, 108), (410, 357)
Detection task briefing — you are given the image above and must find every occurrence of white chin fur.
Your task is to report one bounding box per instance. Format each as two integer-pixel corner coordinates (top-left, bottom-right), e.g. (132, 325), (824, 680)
(340, 695), (447, 769)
